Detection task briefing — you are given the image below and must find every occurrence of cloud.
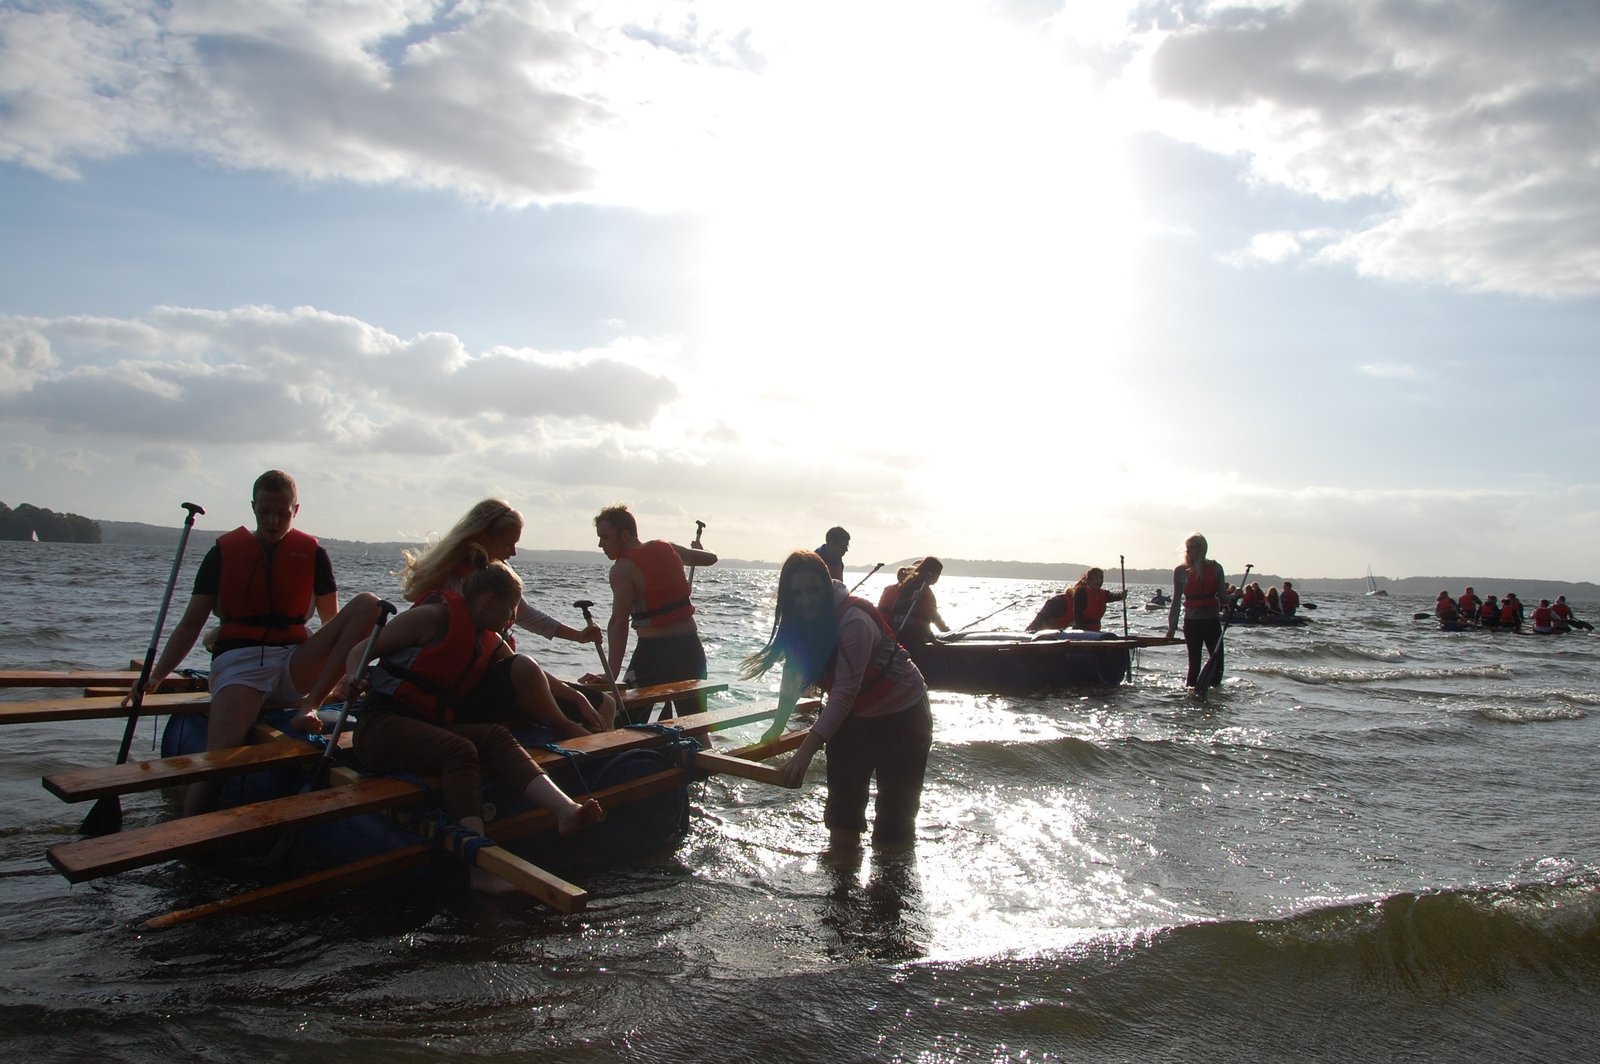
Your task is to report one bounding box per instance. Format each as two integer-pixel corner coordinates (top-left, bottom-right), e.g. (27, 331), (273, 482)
(1357, 361), (1419, 380)
(1142, 0), (1600, 297)
(0, 0), (753, 207)
(0, 304), (683, 448)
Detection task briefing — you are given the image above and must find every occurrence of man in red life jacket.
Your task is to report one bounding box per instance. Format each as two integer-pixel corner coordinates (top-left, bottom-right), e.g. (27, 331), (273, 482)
(593, 503), (717, 719)
(1500, 594), (1523, 630)
(134, 470), (381, 815)
(1280, 581), (1300, 618)
(1531, 599), (1555, 634)
(1457, 586), (1481, 621)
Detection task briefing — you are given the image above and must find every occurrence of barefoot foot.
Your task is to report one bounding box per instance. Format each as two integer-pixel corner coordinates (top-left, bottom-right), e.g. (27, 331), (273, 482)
(558, 797), (606, 837)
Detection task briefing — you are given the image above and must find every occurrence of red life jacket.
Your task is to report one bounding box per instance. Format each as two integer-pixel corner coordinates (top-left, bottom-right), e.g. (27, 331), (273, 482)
(818, 596), (904, 714)
(625, 540), (695, 628)
(1076, 586), (1109, 629)
(1500, 601), (1519, 624)
(1532, 605), (1553, 629)
(1480, 601), (1498, 622)
(1552, 601), (1571, 620)
(373, 591), (502, 722)
(1457, 592), (1480, 614)
(1183, 563), (1222, 610)
(1435, 596), (1457, 619)
(1281, 588), (1300, 610)
(214, 526), (317, 646)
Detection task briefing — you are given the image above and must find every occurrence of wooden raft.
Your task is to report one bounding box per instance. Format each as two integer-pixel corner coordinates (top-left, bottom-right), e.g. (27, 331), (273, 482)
(45, 698), (806, 885)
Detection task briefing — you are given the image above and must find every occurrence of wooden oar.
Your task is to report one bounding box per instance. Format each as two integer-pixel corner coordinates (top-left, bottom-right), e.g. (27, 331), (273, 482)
(81, 501), (205, 836)
(572, 598), (631, 722)
(688, 519), (706, 589)
(953, 598), (1024, 634)
(141, 724), (811, 929)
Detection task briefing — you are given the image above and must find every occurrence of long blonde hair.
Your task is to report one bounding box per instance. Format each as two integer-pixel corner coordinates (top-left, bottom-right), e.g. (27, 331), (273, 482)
(401, 498), (522, 602)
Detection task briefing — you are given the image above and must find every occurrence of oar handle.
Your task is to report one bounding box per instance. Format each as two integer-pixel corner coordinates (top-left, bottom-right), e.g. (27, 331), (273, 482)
(573, 599), (629, 716)
(320, 599), (397, 757)
(119, 502), (206, 764)
(848, 562), (884, 595)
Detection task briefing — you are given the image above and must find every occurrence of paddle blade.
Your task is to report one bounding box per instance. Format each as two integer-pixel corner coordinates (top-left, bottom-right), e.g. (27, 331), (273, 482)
(78, 795), (122, 836)
(1194, 652), (1222, 697)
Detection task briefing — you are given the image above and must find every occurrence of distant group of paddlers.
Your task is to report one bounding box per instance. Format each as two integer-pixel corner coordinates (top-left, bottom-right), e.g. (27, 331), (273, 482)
(1432, 588), (1589, 633)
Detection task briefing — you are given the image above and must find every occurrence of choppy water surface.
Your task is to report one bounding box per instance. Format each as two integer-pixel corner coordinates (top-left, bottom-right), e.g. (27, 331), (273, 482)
(3, 541), (1600, 1062)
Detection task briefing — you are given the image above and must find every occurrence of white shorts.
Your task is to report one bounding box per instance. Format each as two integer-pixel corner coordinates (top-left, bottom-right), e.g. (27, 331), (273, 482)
(209, 645), (302, 707)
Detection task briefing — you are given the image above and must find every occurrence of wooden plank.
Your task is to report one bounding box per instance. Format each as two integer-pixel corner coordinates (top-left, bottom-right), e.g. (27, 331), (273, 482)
(476, 846), (588, 913)
(0, 670), (206, 691)
(47, 701), (809, 884)
(43, 738), (324, 802)
(693, 750), (786, 786)
(0, 691), (211, 726)
(46, 777), (425, 883)
(142, 727), (808, 929)
(613, 678), (726, 709)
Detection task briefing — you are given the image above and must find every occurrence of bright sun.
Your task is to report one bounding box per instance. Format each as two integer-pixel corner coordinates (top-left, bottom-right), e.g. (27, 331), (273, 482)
(687, 7), (1146, 544)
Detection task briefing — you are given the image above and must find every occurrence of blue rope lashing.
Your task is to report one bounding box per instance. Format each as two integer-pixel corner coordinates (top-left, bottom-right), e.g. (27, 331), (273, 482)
(419, 812), (492, 866)
(529, 741), (592, 792)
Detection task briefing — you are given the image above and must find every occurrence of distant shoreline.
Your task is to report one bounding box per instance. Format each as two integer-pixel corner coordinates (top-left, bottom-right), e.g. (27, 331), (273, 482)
(76, 518), (1600, 603)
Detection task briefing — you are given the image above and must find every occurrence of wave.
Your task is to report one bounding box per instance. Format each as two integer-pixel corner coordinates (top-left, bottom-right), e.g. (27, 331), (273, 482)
(1249, 663), (1515, 686)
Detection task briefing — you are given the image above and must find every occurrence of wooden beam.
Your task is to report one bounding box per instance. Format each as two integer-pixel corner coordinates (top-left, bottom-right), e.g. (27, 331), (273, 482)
(475, 846), (588, 913)
(0, 670), (206, 691)
(0, 691), (211, 726)
(43, 738), (325, 802)
(46, 777), (425, 883)
(693, 750), (786, 786)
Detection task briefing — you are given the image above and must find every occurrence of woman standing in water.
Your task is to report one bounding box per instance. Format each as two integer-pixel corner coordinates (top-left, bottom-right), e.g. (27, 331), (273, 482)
(1165, 533), (1229, 688)
(743, 551), (933, 851)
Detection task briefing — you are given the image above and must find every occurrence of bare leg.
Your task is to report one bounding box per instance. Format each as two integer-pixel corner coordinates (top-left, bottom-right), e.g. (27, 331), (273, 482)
(287, 593), (381, 729)
(183, 683), (266, 816)
(510, 658), (591, 739)
(523, 774), (605, 836)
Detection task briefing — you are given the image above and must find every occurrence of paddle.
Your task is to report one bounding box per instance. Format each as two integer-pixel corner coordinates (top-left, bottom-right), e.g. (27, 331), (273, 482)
(265, 599), (396, 871)
(1195, 562), (1250, 699)
(688, 519), (706, 589)
(848, 562), (884, 595)
(1120, 555), (1132, 681)
(1413, 612), (1431, 621)
(953, 598), (1023, 634)
(81, 501), (205, 836)
(574, 599), (630, 723)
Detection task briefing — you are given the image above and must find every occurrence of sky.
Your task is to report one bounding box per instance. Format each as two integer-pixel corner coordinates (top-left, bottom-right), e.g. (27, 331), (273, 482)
(2, 0), (1597, 581)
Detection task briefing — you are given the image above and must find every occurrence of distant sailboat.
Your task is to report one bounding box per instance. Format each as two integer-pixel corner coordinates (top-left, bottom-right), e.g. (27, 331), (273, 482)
(29, 530), (39, 543)
(1365, 565), (1387, 597)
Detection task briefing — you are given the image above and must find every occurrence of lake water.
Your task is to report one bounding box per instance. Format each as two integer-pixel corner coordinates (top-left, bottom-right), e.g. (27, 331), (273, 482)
(3, 540), (1600, 1062)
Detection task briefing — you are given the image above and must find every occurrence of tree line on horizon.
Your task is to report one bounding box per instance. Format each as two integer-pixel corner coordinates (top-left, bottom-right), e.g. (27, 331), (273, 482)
(0, 502), (102, 543)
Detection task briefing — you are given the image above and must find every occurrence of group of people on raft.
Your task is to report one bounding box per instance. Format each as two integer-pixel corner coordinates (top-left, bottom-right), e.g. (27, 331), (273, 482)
(1433, 587), (1586, 634)
(126, 480), (935, 892)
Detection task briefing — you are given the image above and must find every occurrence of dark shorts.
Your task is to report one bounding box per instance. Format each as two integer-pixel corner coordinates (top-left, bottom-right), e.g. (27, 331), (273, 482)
(626, 632), (707, 720)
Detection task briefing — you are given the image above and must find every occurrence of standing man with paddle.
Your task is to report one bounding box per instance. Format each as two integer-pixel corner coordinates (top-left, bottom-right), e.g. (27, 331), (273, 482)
(134, 470), (383, 815)
(1165, 533), (1230, 691)
(592, 504), (717, 720)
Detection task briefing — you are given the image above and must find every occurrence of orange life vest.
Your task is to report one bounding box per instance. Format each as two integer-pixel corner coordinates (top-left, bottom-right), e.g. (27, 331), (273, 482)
(214, 526), (317, 646)
(1500, 601), (1519, 624)
(625, 540), (695, 629)
(818, 596), (904, 714)
(1183, 563), (1222, 610)
(1435, 596), (1457, 619)
(1457, 592), (1480, 614)
(372, 591), (501, 722)
(1076, 586), (1109, 629)
(1532, 605), (1553, 629)
(1281, 588), (1300, 611)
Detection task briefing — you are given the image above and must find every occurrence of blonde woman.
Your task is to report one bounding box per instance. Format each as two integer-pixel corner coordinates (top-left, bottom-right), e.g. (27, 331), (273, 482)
(402, 499), (614, 734)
